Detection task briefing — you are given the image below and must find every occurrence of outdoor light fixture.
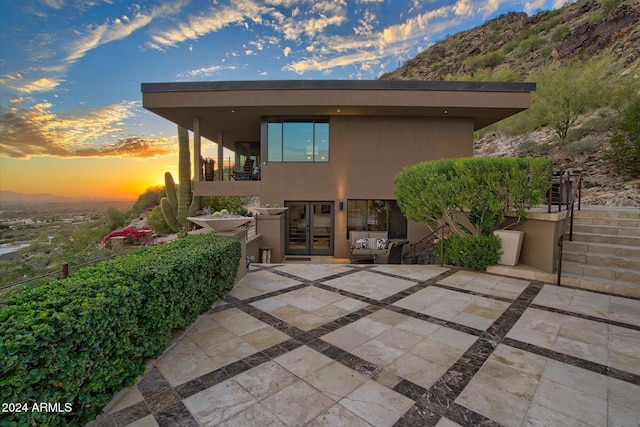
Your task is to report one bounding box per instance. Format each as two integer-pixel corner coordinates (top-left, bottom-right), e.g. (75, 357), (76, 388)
(339, 201), (344, 211)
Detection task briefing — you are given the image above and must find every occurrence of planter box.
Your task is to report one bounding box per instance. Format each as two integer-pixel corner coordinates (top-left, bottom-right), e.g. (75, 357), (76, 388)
(494, 230), (524, 266)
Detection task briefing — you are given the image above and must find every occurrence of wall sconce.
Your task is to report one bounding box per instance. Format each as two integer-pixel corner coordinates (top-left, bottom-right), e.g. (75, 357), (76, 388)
(339, 201), (344, 211)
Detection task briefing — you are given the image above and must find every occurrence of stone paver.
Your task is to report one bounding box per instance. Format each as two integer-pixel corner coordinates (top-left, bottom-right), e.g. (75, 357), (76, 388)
(94, 263), (640, 427)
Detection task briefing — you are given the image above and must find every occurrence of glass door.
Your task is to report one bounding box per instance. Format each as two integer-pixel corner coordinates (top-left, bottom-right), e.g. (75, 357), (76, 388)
(285, 202), (334, 255)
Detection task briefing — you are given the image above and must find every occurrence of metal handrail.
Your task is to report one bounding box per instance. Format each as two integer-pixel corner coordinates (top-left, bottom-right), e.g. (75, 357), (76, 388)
(411, 224), (446, 266)
(556, 170), (583, 286)
(0, 248), (136, 294)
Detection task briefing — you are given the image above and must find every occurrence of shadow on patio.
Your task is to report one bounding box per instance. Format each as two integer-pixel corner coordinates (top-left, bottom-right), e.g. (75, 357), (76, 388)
(92, 263), (640, 427)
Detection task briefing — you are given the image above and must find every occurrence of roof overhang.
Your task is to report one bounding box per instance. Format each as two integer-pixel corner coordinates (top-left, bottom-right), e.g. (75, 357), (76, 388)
(141, 80), (535, 145)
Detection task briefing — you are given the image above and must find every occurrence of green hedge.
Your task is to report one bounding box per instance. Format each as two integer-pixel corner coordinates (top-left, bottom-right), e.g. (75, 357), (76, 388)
(0, 233), (241, 426)
(437, 234), (502, 271)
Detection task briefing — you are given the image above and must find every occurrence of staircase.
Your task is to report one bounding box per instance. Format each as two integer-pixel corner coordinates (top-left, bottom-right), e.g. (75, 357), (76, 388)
(562, 208), (640, 297)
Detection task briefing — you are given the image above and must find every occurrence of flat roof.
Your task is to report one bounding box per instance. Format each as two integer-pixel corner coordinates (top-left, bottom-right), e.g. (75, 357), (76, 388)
(141, 79), (536, 142)
(142, 79), (536, 94)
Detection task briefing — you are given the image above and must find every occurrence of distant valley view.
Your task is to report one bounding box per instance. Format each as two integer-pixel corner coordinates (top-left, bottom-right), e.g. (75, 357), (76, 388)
(1, 191), (140, 293)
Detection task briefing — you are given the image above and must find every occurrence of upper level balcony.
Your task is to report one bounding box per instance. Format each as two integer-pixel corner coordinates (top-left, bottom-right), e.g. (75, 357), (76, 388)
(194, 153), (261, 197)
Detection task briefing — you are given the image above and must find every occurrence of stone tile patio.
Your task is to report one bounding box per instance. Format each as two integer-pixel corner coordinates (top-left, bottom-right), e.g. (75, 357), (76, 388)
(93, 263), (640, 427)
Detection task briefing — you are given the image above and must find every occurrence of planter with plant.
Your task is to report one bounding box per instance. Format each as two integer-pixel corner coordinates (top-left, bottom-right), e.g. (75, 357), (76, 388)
(188, 207), (252, 231)
(255, 203), (288, 215)
(394, 157), (552, 270)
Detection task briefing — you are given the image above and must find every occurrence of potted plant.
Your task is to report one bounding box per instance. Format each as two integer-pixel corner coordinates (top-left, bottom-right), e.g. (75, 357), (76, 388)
(203, 158), (215, 181)
(187, 207), (252, 231)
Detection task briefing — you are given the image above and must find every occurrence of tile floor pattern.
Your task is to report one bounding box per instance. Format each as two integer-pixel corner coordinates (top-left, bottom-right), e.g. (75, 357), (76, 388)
(92, 264), (640, 427)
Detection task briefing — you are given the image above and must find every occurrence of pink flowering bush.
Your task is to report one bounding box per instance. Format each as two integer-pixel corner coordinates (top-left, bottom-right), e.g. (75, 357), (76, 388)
(102, 227), (151, 246)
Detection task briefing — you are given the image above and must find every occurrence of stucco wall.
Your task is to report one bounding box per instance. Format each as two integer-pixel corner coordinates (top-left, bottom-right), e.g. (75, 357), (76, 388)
(259, 115), (474, 258)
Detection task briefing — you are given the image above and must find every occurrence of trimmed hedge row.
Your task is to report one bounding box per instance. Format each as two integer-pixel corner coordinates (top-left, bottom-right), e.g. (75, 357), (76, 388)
(0, 233), (241, 426)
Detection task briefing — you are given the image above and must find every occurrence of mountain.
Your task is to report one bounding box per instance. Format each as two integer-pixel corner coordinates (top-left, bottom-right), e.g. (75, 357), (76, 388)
(0, 191), (132, 207)
(380, 0), (640, 207)
(381, 0), (639, 81)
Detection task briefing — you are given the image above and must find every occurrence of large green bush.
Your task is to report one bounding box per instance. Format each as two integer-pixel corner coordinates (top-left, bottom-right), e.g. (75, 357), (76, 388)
(394, 157), (552, 237)
(1, 233), (241, 426)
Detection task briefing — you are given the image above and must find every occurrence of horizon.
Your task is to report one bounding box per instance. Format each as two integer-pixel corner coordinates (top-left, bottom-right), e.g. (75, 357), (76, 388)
(0, 0), (564, 199)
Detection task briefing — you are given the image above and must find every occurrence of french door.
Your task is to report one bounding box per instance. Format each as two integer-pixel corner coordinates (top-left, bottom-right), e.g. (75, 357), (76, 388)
(285, 201), (334, 255)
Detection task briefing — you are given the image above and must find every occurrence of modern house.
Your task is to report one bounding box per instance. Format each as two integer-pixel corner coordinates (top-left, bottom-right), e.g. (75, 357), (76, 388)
(141, 80), (535, 262)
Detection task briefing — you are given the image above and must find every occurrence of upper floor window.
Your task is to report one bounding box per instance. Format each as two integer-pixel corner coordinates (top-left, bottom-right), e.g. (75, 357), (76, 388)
(267, 118), (329, 162)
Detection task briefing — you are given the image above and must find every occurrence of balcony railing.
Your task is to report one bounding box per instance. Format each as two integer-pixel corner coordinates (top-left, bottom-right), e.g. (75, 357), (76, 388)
(200, 157), (260, 182)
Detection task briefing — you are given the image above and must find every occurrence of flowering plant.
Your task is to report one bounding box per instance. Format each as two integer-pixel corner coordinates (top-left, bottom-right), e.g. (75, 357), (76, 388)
(102, 227), (152, 246)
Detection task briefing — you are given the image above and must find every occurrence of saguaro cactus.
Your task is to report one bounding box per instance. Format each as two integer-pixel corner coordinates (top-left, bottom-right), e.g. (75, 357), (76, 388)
(161, 126), (199, 232)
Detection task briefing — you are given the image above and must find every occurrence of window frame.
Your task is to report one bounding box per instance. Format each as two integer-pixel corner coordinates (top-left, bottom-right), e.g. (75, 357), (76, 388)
(346, 199), (407, 239)
(264, 117), (330, 163)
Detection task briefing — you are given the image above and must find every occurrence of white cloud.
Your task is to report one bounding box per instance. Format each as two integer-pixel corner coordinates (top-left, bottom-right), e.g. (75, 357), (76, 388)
(0, 101), (173, 159)
(178, 64), (239, 79)
(284, 49), (385, 74)
(67, 1), (187, 62)
(40, 0), (66, 9)
(282, 0), (483, 76)
(19, 77), (63, 93)
(283, 46), (292, 57)
(148, 0), (271, 50)
(553, 0), (568, 9)
(481, 0), (506, 16)
(454, 0), (474, 17)
(524, 0), (546, 14)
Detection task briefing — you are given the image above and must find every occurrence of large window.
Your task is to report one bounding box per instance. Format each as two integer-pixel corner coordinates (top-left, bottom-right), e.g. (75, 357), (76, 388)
(266, 118), (329, 162)
(347, 200), (407, 239)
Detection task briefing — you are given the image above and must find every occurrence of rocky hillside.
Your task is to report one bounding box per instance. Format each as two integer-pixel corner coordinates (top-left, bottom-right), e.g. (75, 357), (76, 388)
(381, 0), (640, 207)
(381, 0), (639, 81)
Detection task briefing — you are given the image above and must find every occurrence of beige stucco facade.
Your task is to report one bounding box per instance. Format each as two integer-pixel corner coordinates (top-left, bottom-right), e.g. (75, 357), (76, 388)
(142, 80), (535, 260)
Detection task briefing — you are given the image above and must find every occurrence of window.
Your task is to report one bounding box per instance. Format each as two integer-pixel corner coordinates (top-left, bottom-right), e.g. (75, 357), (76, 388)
(347, 200), (407, 239)
(266, 118), (329, 162)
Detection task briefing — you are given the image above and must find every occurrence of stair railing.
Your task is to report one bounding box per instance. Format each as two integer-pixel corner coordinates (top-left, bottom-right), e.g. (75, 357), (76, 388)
(410, 224), (447, 266)
(556, 170), (583, 286)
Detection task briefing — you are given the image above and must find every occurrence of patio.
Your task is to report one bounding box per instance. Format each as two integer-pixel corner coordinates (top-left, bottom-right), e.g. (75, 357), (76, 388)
(94, 263), (640, 427)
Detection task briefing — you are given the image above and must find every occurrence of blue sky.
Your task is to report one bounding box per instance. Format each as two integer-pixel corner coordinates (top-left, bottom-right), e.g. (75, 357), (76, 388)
(0, 0), (562, 198)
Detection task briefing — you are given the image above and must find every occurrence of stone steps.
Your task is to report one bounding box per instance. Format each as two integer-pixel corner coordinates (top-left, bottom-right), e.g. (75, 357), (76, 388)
(563, 250), (639, 271)
(560, 208), (640, 297)
(568, 231), (640, 246)
(563, 241), (640, 259)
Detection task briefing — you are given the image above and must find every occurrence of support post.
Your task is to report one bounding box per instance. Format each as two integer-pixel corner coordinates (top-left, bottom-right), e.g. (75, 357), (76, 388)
(193, 116), (201, 182)
(217, 131), (224, 181)
(61, 262), (69, 279)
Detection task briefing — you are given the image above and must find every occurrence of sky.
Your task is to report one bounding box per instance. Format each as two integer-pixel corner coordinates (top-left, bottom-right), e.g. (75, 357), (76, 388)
(0, 0), (564, 201)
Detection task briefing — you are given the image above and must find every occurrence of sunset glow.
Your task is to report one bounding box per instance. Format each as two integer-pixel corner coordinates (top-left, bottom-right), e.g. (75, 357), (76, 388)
(0, 0), (563, 200)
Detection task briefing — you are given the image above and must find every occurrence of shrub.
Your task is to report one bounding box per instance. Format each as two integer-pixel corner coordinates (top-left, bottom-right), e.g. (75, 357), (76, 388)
(551, 24), (570, 42)
(436, 234), (502, 270)
(565, 139), (603, 156)
(518, 35), (546, 53)
(1, 233), (241, 426)
(100, 234), (241, 357)
(101, 226), (149, 246)
(394, 157), (552, 236)
(517, 140), (552, 156)
(605, 95), (640, 177)
(1, 275), (145, 426)
(146, 205), (174, 236)
(464, 51), (505, 72)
